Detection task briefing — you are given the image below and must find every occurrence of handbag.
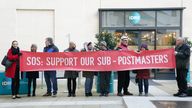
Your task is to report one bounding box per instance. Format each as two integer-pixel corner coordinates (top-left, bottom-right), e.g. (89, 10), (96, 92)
(1, 56), (13, 68)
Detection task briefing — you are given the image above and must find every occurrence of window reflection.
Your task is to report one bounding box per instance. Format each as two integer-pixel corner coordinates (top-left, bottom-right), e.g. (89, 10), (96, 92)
(156, 29), (179, 49)
(102, 11), (124, 27)
(157, 10), (180, 27)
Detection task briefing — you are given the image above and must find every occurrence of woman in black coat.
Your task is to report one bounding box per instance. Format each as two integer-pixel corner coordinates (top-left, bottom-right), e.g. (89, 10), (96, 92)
(26, 44), (39, 96)
(64, 42), (79, 97)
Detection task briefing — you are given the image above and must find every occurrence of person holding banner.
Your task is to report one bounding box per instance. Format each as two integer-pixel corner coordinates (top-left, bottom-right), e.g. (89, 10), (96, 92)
(135, 43), (150, 96)
(174, 37), (190, 97)
(64, 42), (79, 97)
(116, 35), (133, 96)
(81, 42), (95, 97)
(26, 44), (39, 97)
(43, 37), (59, 97)
(98, 41), (111, 97)
(5, 40), (22, 99)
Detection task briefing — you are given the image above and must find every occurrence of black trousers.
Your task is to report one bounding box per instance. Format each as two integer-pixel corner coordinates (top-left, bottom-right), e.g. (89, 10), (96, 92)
(11, 67), (20, 96)
(28, 78), (37, 95)
(100, 72), (111, 94)
(67, 78), (77, 94)
(176, 68), (188, 94)
(117, 71), (130, 93)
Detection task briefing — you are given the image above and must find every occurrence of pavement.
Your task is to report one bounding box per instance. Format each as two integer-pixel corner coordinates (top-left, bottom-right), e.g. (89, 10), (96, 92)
(0, 77), (191, 108)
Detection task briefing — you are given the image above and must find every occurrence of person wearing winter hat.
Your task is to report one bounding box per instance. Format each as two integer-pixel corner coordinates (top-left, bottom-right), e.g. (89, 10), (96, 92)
(135, 43), (150, 96)
(99, 41), (107, 50)
(116, 35), (133, 96)
(81, 42), (95, 97)
(98, 41), (111, 97)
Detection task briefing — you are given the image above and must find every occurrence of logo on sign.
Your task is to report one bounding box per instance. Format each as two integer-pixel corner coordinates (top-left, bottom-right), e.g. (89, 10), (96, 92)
(1, 79), (11, 88)
(129, 12), (141, 24)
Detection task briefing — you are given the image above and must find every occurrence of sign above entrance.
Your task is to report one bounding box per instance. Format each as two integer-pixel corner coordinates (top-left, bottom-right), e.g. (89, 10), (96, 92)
(129, 12), (141, 24)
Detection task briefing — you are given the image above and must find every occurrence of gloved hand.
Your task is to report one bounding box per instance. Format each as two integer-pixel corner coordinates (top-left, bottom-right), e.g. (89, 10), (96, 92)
(18, 53), (22, 56)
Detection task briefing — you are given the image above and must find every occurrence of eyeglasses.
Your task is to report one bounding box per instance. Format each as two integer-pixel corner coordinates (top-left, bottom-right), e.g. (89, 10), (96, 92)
(122, 39), (128, 42)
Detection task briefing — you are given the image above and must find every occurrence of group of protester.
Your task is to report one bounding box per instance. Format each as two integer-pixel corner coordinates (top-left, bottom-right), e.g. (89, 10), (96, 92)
(4, 35), (190, 99)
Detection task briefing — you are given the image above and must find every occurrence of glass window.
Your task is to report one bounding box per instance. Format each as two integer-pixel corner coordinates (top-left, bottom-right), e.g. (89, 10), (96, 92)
(125, 31), (155, 50)
(101, 11), (124, 27)
(156, 29), (180, 49)
(157, 10), (180, 27)
(101, 29), (124, 44)
(156, 29), (179, 77)
(125, 11), (155, 27)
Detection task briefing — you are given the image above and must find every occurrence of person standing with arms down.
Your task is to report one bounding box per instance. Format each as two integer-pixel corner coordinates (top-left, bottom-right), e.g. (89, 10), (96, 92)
(98, 41), (111, 97)
(6, 40), (22, 99)
(64, 42), (79, 97)
(81, 42), (95, 97)
(43, 37), (59, 97)
(174, 37), (190, 97)
(26, 44), (39, 97)
(116, 35), (133, 96)
(135, 43), (150, 96)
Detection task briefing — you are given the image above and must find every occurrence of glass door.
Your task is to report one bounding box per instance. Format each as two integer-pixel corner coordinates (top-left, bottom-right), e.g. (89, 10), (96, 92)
(125, 30), (155, 51)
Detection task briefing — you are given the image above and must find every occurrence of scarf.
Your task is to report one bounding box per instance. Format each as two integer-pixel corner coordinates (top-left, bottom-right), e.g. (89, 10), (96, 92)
(11, 46), (20, 55)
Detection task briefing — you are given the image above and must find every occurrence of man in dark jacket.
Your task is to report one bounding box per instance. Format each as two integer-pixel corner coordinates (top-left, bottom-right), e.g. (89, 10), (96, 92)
(116, 35), (133, 96)
(64, 42), (79, 97)
(43, 37), (59, 97)
(174, 37), (190, 97)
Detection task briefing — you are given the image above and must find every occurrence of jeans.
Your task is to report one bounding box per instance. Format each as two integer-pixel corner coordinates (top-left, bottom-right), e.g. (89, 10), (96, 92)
(138, 79), (149, 94)
(44, 71), (58, 94)
(85, 78), (93, 93)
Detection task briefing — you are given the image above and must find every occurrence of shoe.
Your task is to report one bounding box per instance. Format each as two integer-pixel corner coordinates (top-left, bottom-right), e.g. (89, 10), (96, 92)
(145, 93), (148, 96)
(139, 93), (142, 96)
(68, 94), (71, 97)
(12, 95), (16, 99)
(178, 93), (187, 97)
(89, 92), (93, 96)
(173, 92), (181, 96)
(52, 93), (57, 97)
(32, 92), (36, 96)
(16, 95), (21, 98)
(117, 93), (123, 96)
(27, 94), (31, 97)
(71, 94), (76, 97)
(85, 93), (89, 97)
(43, 93), (52, 96)
(124, 92), (133, 96)
(99, 94), (104, 96)
(32, 93), (36, 97)
(104, 93), (109, 97)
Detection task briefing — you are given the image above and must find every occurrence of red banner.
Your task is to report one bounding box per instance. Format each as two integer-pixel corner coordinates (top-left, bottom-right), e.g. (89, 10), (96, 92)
(20, 48), (176, 72)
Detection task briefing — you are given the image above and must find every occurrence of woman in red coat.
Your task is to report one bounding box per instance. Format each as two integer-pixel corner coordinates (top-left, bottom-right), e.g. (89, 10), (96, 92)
(136, 43), (150, 96)
(6, 40), (22, 99)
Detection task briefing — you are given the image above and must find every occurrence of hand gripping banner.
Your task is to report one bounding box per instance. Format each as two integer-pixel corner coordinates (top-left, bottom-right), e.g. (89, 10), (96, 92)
(20, 48), (176, 72)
